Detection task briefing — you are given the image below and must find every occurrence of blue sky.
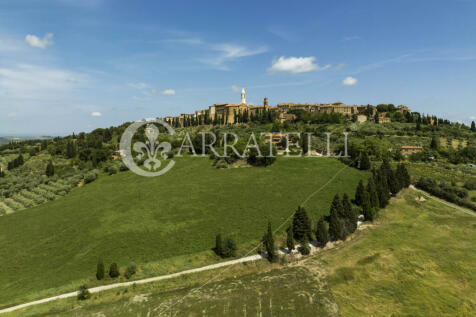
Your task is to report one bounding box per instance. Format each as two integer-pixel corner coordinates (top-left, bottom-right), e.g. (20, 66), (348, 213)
(1, 0), (475, 135)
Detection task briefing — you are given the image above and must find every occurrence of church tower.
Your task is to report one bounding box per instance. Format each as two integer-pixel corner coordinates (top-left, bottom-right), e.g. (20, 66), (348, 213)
(241, 88), (246, 104)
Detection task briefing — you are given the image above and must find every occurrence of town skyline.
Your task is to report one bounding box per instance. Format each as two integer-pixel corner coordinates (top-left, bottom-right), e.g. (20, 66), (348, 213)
(1, 0), (476, 135)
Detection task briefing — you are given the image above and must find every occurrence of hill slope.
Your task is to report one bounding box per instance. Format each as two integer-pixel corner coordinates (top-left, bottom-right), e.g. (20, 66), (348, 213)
(0, 156), (366, 307)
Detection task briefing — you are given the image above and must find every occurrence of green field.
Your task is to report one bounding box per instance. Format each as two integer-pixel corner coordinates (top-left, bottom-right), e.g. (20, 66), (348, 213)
(0, 156), (366, 308)
(321, 189), (476, 316)
(9, 188), (475, 316)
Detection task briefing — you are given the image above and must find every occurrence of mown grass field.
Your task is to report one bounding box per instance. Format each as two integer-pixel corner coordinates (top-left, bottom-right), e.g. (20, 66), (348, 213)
(10, 189), (475, 316)
(0, 156), (366, 308)
(321, 189), (476, 316)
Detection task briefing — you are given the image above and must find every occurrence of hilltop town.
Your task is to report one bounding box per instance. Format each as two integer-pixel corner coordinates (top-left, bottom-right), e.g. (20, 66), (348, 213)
(165, 88), (412, 127)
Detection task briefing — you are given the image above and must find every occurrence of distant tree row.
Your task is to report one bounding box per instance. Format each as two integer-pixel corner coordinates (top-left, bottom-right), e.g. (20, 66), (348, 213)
(96, 260), (135, 280)
(7, 154), (24, 170)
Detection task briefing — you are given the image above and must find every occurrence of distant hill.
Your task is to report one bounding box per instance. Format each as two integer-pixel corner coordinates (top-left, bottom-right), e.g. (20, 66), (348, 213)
(0, 136), (52, 145)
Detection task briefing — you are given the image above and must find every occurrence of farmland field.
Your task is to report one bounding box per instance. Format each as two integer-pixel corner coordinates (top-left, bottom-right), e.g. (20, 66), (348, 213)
(9, 189), (476, 316)
(0, 156), (366, 308)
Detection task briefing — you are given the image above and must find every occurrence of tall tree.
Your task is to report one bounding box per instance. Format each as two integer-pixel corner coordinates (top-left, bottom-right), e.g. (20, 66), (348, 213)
(354, 180), (365, 206)
(292, 206), (312, 242)
(315, 217), (329, 246)
(396, 163), (411, 188)
(328, 194), (345, 240)
(359, 152), (371, 170)
(109, 263), (119, 278)
(96, 259), (104, 280)
(265, 221), (276, 262)
(45, 161), (55, 177)
(471, 121), (475, 132)
(366, 176), (380, 209)
(286, 226), (295, 252)
(215, 234), (223, 257)
(362, 190), (374, 222)
(430, 135), (440, 150)
(342, 193), (357, 235)
(388, 168), (399, 196)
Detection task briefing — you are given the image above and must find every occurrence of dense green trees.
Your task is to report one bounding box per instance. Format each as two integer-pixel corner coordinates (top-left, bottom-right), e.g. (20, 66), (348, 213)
(214, 234), (237, 258)
(7, 154), (24, 170)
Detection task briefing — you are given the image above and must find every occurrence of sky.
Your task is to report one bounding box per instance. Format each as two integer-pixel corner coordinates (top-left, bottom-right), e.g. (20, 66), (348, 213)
(0, 0), (475, 136)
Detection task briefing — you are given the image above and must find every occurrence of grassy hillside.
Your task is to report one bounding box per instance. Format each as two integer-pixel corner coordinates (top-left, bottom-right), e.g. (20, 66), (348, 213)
(0, 156), (366, 308)
(321, 189), (476, 316)
(9, 189), (475, 316)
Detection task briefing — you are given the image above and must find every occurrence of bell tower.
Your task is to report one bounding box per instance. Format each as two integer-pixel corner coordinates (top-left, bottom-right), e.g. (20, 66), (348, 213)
(241, 88), (246, 104)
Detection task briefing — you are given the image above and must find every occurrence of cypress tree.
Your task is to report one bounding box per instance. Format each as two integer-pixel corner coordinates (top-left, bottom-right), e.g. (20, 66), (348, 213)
(109, 263), (119, 278)
(397, 163), (411, 188)
(45, 161), (55, 177)
(359, 152), (371, 170)
(286, 226), (295, 252)
(316, 217), (329, 246)
(96, 259), (104, 280)
(299, 235), (311, 255)
(292, 206), (312, 242)
(471, 121), (475, 132)
(328, 194), (345, 240)
(362, 191), (374, 222)
(388, 168), (399, 196)
(366, 176), (380, 209)
(215, 234), (223, 256)
(355, 180), (365, 206)
(342, 193), (357, 235)
(265, 221), (276, 262)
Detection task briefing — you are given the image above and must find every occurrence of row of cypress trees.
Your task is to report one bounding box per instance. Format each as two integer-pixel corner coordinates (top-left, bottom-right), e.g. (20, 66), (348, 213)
(96, 259), (119, 280)
(355, 160), (410, 221)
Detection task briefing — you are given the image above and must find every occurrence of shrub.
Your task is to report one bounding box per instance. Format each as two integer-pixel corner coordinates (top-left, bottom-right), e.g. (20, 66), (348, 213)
(108, 166), (118, 175)
(214, 159), (228, 169)
(119, 163), (129, 172)
(84, 171), (98, 184)
(464, 179), (476, 190)
(77, 285), (90, 300)
(109, 263), (119, 278)
(124, 263), (136, 279)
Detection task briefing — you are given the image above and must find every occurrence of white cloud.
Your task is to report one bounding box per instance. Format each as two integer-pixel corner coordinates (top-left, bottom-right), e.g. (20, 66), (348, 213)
(201, 44), (267, 70)
(0, 64), (82, 100)
(231, 85), (241, 92)
(334, 63), (345, 70)
(161, 89), (175, 95)
(268, 56), (331, 74)
(25, 33), (54, 49)
(342, 76), (358, 86)
(7, 112), (17, 118)
(469, 116), (476, 120)
(91, 111), (102, 117)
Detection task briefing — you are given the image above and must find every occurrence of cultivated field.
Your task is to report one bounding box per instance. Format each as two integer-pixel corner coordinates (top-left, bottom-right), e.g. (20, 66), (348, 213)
(0, 156), (366, 308)
(8, 189), (475, 316)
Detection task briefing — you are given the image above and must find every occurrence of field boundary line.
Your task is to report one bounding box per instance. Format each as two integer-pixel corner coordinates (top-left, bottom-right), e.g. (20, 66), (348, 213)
(410, 185), (476, 217)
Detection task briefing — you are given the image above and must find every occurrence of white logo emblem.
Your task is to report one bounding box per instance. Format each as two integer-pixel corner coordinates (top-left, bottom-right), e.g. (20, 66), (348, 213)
(120, 119), (175, 177)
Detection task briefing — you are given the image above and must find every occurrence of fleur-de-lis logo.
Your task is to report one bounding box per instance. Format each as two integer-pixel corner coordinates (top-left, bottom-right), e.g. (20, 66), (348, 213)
(120, 119), (175, 177)
(133, 124), (171, 171)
